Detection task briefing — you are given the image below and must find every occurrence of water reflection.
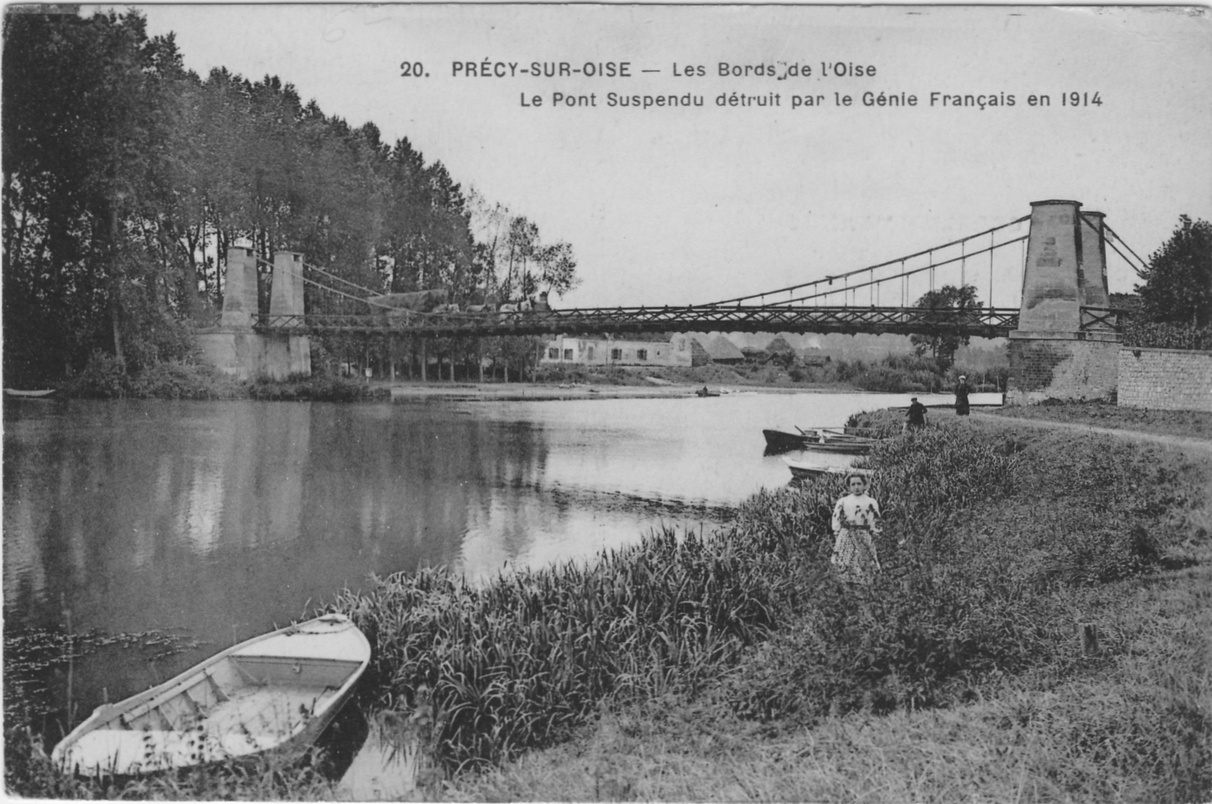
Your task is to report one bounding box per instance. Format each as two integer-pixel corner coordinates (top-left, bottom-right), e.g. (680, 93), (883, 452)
(334, 708), (423, 800)
(3, 390), (993, 778)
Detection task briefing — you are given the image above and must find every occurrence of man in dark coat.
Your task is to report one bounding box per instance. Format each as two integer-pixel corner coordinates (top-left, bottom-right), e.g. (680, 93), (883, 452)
(905, 397), (928, 431)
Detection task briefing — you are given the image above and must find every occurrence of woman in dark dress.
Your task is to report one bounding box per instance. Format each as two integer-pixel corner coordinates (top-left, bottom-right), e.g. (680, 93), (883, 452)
(954, 375), (971, 416)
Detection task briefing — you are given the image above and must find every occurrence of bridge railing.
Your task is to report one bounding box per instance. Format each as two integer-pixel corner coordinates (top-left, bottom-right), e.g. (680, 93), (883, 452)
(257, 305), (1026, 339)
(1079, 306), (1130, 332)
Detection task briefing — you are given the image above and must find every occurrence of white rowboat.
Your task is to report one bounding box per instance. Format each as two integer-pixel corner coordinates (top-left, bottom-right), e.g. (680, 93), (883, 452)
(52, 614), (370, 778)
(783, 457), (874, 482)
(4, 388), (57, 399)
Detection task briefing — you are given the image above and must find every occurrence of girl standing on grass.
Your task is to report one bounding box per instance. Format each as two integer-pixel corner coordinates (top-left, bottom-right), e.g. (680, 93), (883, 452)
(831, 473), (882, 585)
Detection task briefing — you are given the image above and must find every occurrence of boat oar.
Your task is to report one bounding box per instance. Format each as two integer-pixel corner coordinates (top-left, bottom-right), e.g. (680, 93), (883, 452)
(794, 426), (826, 443)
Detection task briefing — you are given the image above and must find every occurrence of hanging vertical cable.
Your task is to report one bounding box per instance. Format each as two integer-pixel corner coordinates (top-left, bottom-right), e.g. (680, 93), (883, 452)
(989, 232), (995, 308)
(961, 240), (966, 289)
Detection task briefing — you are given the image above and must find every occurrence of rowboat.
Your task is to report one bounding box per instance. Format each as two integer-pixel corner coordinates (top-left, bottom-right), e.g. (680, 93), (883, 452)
(695, 387), (720, 397)
(801, 439), (874, 455)
(783, 457), (873, 481)
(52, 613), (370, 778)
(4, 388), (57, 399)
(799, 429), (879, 455)
(765, 426), (883, 454)
(762, 428), (810, 453)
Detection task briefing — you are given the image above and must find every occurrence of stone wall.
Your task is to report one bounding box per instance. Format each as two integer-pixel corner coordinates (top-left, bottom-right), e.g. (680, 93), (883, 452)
(1006, 333), (1120, 404)
(196, 330), (312, 381)
(1117, 347), (1212, 412)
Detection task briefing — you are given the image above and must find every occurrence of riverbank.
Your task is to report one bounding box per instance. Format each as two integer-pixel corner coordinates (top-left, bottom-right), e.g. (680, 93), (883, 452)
(6, 407), (1209, 800)
(47, 348), (996, 401)
(440, 412), (1212, 803)
(381, 380), (850, 402)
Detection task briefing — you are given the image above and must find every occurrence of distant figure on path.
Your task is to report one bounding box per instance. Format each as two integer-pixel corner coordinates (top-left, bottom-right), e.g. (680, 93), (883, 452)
(954, 375), (972, 416)
(830, 474), (883, 586)
(905, 396), (928, 432)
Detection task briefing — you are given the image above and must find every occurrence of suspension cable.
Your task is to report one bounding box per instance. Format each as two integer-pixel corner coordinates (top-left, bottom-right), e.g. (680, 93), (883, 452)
(1101, 222), (1150, 278)
(699, 214), (1030, 306)
(304, 261), (383, 297)
(765, 234), (1027, 306)
(253, 256), (379, 310)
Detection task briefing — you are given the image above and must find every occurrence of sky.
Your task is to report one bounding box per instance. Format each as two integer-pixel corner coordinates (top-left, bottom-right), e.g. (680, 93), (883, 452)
(112, 4), (1212, 309)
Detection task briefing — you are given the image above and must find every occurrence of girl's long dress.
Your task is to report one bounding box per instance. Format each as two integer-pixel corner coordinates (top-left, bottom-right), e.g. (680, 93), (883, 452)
(831, 493), (882, 584)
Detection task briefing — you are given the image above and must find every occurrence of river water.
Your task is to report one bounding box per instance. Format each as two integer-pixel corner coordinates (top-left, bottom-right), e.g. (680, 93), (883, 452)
(2, 388), (983, 791)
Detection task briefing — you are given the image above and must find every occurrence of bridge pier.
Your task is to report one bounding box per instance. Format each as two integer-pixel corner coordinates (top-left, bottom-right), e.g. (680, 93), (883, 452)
(196, 248), (312, 380)
(1005, 199), (1120, 404)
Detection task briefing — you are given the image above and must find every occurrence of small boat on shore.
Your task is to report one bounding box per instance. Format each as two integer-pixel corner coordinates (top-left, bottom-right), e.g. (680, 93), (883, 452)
(52, 613), (370, 778)
(695, 386), (720, 397)
(800, 428), (880, 455)
(4, 388), (57, 399)
(783, 457), (873, 481)
(765, 426), (884, 455)
(801, 439), (874, 455)
(763, 428), (811, 453)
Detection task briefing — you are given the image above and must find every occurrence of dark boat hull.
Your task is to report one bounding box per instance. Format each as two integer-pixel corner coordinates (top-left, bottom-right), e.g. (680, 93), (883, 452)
(763, 429), (810, 453)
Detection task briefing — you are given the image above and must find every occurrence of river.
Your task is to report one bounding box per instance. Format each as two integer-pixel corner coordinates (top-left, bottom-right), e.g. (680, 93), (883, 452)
(2, 387), (987, 791)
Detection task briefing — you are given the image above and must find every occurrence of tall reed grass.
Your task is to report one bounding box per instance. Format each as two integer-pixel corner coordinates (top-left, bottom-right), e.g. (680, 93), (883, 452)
(335, 525), (794, 769)
(337, 422), (1188, 774)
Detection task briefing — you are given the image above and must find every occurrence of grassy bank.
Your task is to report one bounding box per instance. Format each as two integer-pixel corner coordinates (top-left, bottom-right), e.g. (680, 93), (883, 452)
(444, 420), (1211, 802)
(533, 354), (1004, 394)
(56, 352), (389, 401)
(6, 414), (1209, 801)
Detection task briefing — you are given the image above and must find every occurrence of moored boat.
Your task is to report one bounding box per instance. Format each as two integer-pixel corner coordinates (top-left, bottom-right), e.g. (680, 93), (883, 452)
(762, 428), (810, 453)
(801, 441), (873, 455)
(4, 388), (57, 399)
(799, 431), (877, 455)
(52, 613), (370, 778)
(783, 457), (873, 481)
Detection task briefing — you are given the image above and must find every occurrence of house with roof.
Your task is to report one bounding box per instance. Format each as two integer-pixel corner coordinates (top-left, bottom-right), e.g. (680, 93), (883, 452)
(701, 335), (745, 364)
(540, 333), (710, 367)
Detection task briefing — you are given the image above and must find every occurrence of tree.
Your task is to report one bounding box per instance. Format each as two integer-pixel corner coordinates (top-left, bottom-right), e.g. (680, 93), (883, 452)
(503, 216), (539, 300)
(1136, 215), (1212, 328)
(909, 284), (983, 370)
(1, 8), (567, 384)
(534, 241), (580, 299)
(2, 9), (194, 378)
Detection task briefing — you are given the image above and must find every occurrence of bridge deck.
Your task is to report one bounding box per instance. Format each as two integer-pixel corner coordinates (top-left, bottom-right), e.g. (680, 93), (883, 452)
(257, 305), (1030, 338)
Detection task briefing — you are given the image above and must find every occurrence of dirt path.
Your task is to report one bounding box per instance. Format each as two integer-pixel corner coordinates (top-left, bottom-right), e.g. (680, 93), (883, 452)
(971, 411), (1212, 455)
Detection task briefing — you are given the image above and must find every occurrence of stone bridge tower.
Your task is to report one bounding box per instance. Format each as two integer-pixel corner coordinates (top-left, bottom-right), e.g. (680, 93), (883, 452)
(196, 248), (312, 379)
(1006, 199), (1120, 404)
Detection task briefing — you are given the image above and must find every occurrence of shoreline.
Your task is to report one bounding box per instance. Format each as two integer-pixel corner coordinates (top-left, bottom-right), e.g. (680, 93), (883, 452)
(381, 380), (855, 401)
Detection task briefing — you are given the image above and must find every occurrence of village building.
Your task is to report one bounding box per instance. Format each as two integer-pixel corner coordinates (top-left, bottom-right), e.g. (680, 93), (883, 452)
(701, 334), (746, 364)
(539, 333), (712, 368)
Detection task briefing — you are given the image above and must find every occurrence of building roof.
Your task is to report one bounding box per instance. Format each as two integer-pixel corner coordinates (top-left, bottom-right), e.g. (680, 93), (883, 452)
(703, 335), (745, 361)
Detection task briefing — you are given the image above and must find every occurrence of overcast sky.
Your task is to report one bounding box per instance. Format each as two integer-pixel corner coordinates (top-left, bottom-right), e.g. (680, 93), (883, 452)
(114, 5), (1212, 309)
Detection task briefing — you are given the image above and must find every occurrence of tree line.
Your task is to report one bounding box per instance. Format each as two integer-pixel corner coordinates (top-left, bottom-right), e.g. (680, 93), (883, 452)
(2, 9), (578, 386)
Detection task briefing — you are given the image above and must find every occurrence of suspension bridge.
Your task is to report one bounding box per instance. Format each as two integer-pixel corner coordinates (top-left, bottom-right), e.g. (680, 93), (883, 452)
(240, 200), (1138, 341)
(200, 199), (1143, 401)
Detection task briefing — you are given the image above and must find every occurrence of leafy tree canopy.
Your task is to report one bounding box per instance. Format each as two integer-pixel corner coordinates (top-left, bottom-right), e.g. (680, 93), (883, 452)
(908, 284), (983, 370)
(2, 8), (580, 384)
(1135, 215), (1212, 328)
